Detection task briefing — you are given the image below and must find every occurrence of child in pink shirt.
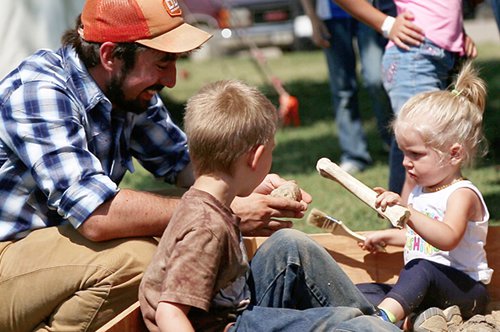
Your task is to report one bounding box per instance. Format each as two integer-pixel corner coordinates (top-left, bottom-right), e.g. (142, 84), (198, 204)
(333, 0), (477, 199)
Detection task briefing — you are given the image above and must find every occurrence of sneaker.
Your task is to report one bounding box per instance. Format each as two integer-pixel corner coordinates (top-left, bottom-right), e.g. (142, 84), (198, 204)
(411, 307), (447, 332)
(339, 161), (364, 175)
(375, 308), (392, 323)
(443, 305), (462, 330)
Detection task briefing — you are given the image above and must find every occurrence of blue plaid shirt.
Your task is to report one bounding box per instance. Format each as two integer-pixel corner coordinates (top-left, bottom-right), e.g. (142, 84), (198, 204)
(0, 46), (190, 241)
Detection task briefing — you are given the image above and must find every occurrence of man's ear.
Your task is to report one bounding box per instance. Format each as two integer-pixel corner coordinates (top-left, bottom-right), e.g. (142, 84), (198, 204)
(449, 143), (464, 165)
(247, 144), (265, 170)
(99, 42), (119, 72)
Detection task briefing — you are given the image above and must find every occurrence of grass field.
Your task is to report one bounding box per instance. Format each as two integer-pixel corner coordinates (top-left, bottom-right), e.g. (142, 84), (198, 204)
(122, 43), (500, 233)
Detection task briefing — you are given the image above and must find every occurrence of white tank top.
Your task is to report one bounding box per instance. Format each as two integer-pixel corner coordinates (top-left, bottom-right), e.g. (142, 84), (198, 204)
(405, 180), (493, 284)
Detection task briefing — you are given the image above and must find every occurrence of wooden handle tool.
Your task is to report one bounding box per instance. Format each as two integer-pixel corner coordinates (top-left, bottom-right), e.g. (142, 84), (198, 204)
(316, 157), (409, 228)
(307, 208), (386, 252)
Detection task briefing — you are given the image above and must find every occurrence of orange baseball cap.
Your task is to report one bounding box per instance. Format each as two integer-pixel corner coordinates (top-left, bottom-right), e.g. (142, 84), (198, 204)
(80, 0), (212, 53)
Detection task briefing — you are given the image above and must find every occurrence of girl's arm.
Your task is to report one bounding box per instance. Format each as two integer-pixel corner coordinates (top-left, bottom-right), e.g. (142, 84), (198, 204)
(156, 302), (194, 332)
(332, 0), (425, 49)
(407, 188), (482, 251)
(359, 228), (407, 253)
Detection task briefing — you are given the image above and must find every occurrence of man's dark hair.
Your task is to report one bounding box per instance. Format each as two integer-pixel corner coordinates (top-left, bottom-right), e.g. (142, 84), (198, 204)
(61, 15), (147, 70)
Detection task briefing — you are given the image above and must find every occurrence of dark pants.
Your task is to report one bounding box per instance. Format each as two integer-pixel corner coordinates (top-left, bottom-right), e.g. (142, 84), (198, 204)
(357, 259), (489, 319)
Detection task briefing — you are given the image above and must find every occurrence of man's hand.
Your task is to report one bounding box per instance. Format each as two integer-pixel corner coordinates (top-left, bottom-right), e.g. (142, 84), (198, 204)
(232, 174), (312, 236)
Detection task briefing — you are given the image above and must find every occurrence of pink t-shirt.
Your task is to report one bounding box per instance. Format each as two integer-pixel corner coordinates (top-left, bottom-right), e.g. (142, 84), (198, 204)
(388, 0), (465, 54)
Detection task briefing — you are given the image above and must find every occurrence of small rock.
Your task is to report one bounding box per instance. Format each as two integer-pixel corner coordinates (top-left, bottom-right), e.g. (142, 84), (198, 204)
(270, 180), (302, 201)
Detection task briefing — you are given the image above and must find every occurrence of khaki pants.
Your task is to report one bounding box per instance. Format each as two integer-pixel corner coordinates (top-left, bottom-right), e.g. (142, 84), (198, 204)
(0, 224), (157, 331)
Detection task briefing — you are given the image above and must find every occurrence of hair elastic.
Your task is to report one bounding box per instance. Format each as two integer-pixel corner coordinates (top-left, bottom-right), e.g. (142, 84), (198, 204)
(451, 88), (462, 96)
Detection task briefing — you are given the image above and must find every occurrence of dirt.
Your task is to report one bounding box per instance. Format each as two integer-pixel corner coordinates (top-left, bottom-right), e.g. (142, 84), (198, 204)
(449, 311), (500, 332)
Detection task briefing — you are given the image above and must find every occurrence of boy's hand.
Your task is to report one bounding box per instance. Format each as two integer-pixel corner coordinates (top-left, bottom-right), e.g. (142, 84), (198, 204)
(233, 174), (312, 236)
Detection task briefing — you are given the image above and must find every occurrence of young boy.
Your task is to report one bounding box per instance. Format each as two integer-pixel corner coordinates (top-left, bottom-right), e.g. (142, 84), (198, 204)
(138, 80), (400, 332)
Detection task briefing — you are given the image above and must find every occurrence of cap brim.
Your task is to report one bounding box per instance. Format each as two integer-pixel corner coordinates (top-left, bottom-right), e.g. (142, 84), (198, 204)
(136, 22), (212, 53)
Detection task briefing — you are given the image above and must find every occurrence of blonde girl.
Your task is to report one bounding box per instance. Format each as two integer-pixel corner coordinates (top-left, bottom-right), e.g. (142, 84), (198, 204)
(358, 61), (493, 329)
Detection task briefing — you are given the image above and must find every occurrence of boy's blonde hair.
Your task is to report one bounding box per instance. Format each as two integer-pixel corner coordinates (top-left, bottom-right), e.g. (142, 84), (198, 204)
(393, 61), (488, 167)
(184, 80), (278, 175)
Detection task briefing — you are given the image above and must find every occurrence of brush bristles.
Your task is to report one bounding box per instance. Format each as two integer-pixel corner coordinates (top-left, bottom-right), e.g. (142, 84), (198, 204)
(307, 209), (336, 231)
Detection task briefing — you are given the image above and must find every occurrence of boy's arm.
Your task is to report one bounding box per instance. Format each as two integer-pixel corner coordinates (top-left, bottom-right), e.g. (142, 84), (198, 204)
(156, 302), (194, 332)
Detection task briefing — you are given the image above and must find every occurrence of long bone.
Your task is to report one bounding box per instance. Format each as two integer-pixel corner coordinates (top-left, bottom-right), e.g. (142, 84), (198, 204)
(316, 158), (409, 228)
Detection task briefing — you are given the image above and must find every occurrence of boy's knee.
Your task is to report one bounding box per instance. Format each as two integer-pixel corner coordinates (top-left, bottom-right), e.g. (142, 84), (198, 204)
(258, 229), (325, 264)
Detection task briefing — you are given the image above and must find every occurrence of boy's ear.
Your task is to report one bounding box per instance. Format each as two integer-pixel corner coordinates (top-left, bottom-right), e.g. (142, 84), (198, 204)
(449, 143), (464, 164)
(247, 144), (265, 170)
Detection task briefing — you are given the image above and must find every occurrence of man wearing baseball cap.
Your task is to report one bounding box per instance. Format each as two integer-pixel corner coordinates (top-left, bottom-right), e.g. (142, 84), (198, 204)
(0, 0), (311, 330)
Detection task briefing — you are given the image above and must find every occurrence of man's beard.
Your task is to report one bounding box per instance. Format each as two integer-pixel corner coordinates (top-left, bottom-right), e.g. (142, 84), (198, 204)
(106, 69), (161, 115)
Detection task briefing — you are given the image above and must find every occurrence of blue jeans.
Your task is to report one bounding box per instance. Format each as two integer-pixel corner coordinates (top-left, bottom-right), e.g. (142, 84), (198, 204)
(323, 18), (392, 169)
(357, 259), (489, 319)
(230, 229), (401, 331)
(492, 0), (500, 33)
(382, 40), (457, 193)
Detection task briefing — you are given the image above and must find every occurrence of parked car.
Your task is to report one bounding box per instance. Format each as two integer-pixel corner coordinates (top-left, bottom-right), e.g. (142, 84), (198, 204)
(179, 0), (313, 58)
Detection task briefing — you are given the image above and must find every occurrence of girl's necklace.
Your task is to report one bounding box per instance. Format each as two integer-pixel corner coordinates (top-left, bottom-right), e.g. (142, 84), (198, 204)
(425, 177), (467, 193)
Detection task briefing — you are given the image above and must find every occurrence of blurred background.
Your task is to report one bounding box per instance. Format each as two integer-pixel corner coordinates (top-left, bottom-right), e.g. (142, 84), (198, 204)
(1, 1), (498, 233)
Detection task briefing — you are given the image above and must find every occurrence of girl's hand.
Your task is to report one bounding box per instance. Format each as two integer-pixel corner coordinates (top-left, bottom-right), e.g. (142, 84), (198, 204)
(358, 231), (388, 253)
(358, 228), (407, 252)
(374, 187), (404, 212)
(389, 11), (425, 50)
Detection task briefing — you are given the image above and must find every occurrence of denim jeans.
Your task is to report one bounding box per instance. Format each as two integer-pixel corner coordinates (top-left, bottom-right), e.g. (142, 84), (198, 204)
(323, 18), (392, 170)
(230, 229), (401, 331)
(382, 40), (457, 193)
(492, 0), (500, 32)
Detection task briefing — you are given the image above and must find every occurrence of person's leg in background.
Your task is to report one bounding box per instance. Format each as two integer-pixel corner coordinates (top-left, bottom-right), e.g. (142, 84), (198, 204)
(0, 224), (157, 332)
(382, 40), (456, 195)
(356, 21), (393, 150)
(323, 18), (372, 174)
(491, 0), (500, 33)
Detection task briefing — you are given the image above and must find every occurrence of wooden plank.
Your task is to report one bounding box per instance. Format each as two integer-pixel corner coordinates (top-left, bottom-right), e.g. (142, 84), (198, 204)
(308, 232), (403, 284)
(99, 227), (500, 331)
(485, 226), (500, 309)
(96, 301), (147, 332)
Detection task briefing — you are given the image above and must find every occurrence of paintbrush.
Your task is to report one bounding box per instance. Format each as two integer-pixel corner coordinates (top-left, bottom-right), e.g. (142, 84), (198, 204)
(307, 208), (386, 252)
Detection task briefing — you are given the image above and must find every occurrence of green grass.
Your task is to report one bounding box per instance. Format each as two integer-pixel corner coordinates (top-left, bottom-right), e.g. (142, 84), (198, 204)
(122, 43), (500, 232)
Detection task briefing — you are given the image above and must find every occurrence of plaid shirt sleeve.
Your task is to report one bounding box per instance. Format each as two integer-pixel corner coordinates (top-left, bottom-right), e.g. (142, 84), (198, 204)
(130, 96), (190, 184)
(0, 79), (118, 229)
